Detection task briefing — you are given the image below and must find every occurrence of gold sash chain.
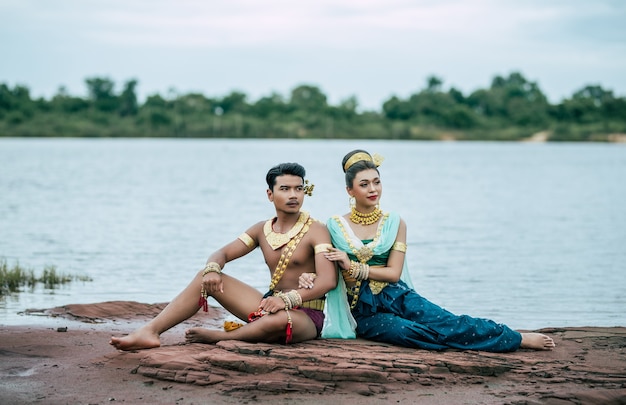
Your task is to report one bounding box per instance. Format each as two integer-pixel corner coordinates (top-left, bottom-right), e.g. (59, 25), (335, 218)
(268, 218), (313, 291)
(333, 214), (390, 308)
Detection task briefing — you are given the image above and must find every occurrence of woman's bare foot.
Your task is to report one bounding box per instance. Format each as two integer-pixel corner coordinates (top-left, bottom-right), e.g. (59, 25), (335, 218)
(185, 327), (227, 344)
(520, 332), (555, 350)
(109, 327), (161, 351)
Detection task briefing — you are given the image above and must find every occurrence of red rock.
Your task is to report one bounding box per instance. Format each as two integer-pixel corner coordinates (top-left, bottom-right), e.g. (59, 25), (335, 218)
(1, 301), (624, 404)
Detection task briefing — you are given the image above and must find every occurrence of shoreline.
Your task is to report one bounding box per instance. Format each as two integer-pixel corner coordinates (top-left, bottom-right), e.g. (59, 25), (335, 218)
(1, 301), (625, 404)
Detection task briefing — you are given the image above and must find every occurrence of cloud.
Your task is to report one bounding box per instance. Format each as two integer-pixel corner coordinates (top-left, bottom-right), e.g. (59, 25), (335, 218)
(1, 0), (624, 107)
(0, 0), (573, 47)
(6, 0), (624, 54)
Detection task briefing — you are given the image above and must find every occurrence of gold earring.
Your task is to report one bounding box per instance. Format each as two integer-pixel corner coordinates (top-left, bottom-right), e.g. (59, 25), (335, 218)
(349, 196), (355, 208)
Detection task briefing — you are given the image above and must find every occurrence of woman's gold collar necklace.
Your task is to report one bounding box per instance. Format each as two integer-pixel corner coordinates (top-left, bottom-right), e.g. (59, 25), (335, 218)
(350, 207), (382, 226)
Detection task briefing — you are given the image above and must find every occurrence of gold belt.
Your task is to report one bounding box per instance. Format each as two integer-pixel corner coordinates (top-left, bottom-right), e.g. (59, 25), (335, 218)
(299, 298), (325, 311)
(368, 280), (388, 295)
(346, 280), (388, 296)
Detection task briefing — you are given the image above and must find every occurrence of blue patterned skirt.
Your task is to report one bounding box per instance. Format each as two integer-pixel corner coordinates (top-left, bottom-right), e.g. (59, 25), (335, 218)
(352, 280), (522, 352)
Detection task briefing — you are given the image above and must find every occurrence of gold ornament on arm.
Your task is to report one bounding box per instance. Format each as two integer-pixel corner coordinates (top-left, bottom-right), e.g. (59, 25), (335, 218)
(238, 232), (256, 249)
(391, 241), (407, 253)
(314, 243), (333, 254)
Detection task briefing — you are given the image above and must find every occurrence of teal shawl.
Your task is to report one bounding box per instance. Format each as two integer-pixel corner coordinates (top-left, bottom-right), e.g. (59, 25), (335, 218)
(321, 212), (415, 339)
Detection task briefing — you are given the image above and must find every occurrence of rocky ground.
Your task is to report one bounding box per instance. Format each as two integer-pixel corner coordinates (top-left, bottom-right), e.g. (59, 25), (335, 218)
(1, 301), (625, 404)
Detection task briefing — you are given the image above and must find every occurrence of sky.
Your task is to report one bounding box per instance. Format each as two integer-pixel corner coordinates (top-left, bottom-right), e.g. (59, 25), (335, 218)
(1, 0), (625, 111)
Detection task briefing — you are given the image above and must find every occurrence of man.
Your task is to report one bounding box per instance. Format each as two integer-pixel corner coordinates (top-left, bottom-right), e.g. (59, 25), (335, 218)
(110, 162), (336, 350)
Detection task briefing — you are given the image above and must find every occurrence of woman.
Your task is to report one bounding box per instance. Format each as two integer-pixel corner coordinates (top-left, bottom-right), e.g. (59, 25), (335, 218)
(301, 149), (554, 352)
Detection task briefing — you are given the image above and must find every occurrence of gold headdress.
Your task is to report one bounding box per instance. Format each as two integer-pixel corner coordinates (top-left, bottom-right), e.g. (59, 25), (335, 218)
(343, 152), (385, 172)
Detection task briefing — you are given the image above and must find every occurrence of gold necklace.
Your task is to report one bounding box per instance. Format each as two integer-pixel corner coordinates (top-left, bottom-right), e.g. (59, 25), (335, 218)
(264, 211), (309, 250)
(350, 207), (382, 225)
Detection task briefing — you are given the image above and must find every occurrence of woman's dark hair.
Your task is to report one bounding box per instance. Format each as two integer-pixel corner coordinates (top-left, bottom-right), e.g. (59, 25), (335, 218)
(342, 149), (379, 188)
(266, 162), (306, 190)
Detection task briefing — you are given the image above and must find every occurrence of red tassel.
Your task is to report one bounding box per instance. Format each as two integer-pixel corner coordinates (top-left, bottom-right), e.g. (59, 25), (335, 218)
(285, 321), (293, 344)
(199, 296), (208, 312)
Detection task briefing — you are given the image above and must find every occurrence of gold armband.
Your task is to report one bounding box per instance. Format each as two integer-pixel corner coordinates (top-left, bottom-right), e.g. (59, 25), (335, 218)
(202, 262), (222, 276)
(314, 243), (333, 254)
(391, 241), (407, 253)
(238, 232), (256, 249)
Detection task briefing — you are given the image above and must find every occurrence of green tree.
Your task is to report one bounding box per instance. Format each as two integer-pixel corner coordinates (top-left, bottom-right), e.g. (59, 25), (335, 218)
(382, 96), (413, 120)
(85, 77), (118, 112)
(176, 93), (216, 114)
(50, 86), (89, 113)
(219, 91), (248, 114)
(251, 92), (289, 118)
(289, 85), (328, 113)
(448, 87), (465, 104)
(468, 72), (549, 126)
(0, 83), (35, 122)
(118, 79), (138, 117)
(330, 95), (359, 119)
(426, 75), (443, 93)
(140, 94), (171, 128)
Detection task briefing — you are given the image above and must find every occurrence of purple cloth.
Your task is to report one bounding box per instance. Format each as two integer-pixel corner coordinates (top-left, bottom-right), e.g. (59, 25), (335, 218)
(298, 307), (325, 336)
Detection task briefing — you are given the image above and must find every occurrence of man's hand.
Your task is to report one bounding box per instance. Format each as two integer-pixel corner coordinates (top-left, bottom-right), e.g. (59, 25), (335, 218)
(201, 272), (223, 294)
(259, 296), (286, 314)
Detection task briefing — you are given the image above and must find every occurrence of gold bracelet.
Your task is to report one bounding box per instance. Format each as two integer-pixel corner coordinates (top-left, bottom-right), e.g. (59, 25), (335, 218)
(359, 262), (370, 281)
(274, 290), (302, 309)
(202, 262), (222, 276)
(349, 261), (360, 279)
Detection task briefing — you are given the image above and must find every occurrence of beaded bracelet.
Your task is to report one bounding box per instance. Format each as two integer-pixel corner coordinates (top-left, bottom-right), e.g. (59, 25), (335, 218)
(275, 290), (303, 310)
(202, 262), (222, 276)
(349, 260), (370, 281)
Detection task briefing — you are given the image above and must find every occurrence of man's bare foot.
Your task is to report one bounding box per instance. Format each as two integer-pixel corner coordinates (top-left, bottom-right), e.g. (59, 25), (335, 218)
(520, 332), (555, 350)
(185, 327), (226, 344)
(109, 327), (161, 351)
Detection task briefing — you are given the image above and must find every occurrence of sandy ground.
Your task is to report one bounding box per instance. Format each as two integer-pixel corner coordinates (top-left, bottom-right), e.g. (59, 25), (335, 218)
(1, 301), (625, 405)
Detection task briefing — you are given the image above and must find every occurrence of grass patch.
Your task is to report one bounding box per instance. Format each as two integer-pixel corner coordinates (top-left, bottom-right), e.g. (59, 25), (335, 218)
(0, 259), (93, 296)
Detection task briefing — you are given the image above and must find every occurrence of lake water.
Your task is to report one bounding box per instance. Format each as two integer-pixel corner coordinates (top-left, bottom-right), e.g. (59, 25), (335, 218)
(1, 138), (625, 329)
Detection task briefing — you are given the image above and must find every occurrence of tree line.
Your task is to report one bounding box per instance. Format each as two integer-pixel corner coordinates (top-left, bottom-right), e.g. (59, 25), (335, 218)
(1, 72), (625, 141)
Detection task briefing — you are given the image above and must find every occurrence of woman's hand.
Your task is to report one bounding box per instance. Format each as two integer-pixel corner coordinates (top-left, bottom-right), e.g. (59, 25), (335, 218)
(298, 272), (317, 289)
(324, 247), (351, 270)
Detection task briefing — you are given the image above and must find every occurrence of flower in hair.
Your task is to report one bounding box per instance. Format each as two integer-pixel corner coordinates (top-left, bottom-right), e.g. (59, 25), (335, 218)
(303, 180), (314, 196)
